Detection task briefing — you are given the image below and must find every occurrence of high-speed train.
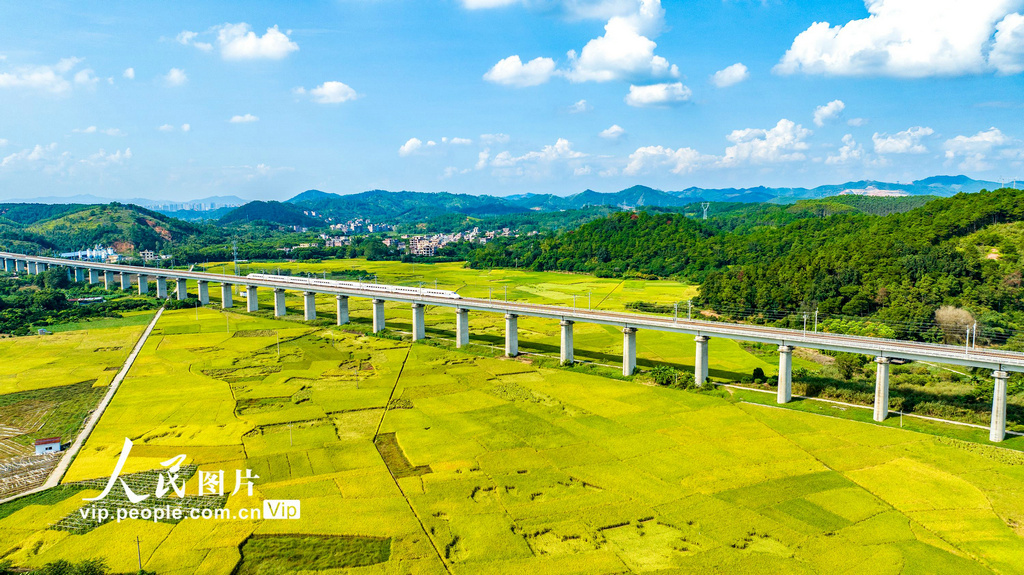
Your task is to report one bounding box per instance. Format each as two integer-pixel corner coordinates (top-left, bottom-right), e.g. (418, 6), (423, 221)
(246, 273), (462, 300)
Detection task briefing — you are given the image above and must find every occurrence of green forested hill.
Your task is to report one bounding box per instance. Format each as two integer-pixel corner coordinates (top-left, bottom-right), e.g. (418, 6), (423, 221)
(463, 189), (1024, 344)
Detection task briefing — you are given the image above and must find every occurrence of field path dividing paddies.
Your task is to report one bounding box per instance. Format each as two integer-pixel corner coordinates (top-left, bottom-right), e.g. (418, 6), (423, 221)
(0, 308), (165, 503)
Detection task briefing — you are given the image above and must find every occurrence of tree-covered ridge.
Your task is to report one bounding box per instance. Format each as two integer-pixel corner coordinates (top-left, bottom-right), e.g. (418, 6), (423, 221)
(463, 189), (1024, 343)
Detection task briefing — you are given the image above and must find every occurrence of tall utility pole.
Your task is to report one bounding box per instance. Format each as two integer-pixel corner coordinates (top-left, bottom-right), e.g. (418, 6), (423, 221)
(688, 299), (692, 321)
(701, 203), (711, 220)
(136, 536), (143, 573)
(814, 310), (819, 332)
(232, 240), (239, 276)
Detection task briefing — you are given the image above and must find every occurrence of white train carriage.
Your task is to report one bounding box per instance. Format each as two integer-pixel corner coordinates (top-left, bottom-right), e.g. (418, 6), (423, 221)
(245, 273), (461, 299)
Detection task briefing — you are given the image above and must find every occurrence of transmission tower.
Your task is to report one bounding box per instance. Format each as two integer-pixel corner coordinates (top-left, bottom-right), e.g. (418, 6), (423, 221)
(701, 202), (710, 220)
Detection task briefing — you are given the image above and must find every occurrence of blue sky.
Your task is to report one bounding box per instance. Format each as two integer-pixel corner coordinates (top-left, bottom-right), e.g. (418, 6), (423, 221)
(1, 0), (1023, 201)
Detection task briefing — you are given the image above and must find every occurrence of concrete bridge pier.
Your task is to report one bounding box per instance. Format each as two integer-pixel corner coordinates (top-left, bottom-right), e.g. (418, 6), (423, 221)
(622, 327), (637, 376)
(120, 272), (132, 291)
(246, 286), (258, 312)
(155, 277), (168, 298)
(16, 260), (25, 273)
(273, 288), (286, 317)
(777, 346), (793, 403)
(40, 262), (48, 272)
(991, 371), (1009, 442)
(455, 308), (469, 348)
(303, 292), (316, 321)
(176, 278), (188, 300)
(89, 269), (99, 284)
(411, 304), (426, 340)
(560, 320), (574, 365)
(221, 283), (233, 309)
(137, 275), (148, 295)
(505, 314), (518, 357)
(694, 336), (710, 386)
(3, 259), (12, 272)
(874, 357), (890, 422)
(104, 271), (115, 290)
(75, 268), (85, 282)
(198, 281), (209, 305)
(372, 298), (385, 332)
(336, 295), (349, 325)
(28, 261), (37, 275)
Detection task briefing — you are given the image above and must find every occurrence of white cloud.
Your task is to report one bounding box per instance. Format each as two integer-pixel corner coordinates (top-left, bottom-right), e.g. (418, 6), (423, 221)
(164, 68), (187, 86)
(624, 145), (714, 175)
(847, 117), (868, 127)
(84, 148), (132, 166)
(720, 119), (812, 166)
(0, 57), (85, 94)
(600, 124), (626, 140)
(943, 127), (1011, 170)
(991, 12), (1024, 74)
(872, 126), (934, 153)
(1, 143), (57, 168)
(73, 69), (98, 87)
(813, 99), (846, 127)
(230, 114), (259, 123)
(216, 23), (298, 60)
(569, 99), (592, 113)
(158, 124), (175, 132)
(826, 134), (865, 164)
(563, 1), (677, 83)
(442, 137), (473, 145)
(624, 82), (691, 107)
(73, 126), (124, 136)
(776, 0), (1023, 78)
(484, 55), (557, 87)
(490, 138), (586, 166)
(181, 123), (191, 132)
(711, 63), (749, 87)
(399, 138), (423, 157)
(480, 133), (511, 145)
(176, 30), (213, 51)
(475, 150), (490, 170)
(574, 165), (593, 176)
(0, 139), (7, 147)
(296, 81), (359, 104)
(122, 67), (135, 79)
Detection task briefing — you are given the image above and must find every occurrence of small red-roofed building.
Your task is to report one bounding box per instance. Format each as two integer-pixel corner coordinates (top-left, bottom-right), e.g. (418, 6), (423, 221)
(34, 437), (62, 455)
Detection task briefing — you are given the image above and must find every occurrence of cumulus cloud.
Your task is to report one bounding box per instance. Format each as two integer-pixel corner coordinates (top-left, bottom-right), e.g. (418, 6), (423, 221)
(1, 143), (58, 168)
(483, 55), (557, 87)
(826, 134), (865, 164)
(84, 148), (132, 166)
(216, 23), (298, 60)
(295, 81), (359, 104)
(848, 117), (868, 127)
(230, 114), (259, 123)
(164, 68), (187, 86)
(176, 30), (213, 51)
(776, 0), (1024, 77)
(624, 145), (714, 175)
(710, 63), (749, 87)
(0, 57), (85, 94)
(569, 99), (592, 113)
(991, 12), (1024, 74)
(600, 124), (626, 140)
(442, 137), (473, 145)
(399, 138), (424, 157)
(122, 67), (135, 79)
(720, 119), (812, 166)
(624, 82), (691, 107)
(181, 123), (191, 132)
(813, 99), (846, 127)
(490, 138), (586, 167)
(563, 2), (678, 83)
(943, 127), (1011, 170)
(73, 69), (98, 87)
(872, 126), (934, 153)
(158, 123), (190, 132)
(483, 1), (677, 87)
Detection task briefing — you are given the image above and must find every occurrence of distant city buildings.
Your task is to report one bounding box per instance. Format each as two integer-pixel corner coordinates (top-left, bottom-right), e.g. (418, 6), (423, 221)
(150, 201), (243, 211)
(328, 218), (393, 234)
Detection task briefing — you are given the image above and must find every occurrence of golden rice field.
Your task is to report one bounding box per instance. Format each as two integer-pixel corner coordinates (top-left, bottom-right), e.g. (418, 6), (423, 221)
(1, 307), (1022, 573)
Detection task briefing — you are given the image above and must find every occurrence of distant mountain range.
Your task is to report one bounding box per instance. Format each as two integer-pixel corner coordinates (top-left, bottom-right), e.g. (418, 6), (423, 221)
(270, 175), (1004, 226)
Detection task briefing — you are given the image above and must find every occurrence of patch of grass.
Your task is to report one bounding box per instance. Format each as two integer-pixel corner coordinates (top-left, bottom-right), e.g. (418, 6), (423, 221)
(0, 485), (86, 521)
(236, 534), (390, 574)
